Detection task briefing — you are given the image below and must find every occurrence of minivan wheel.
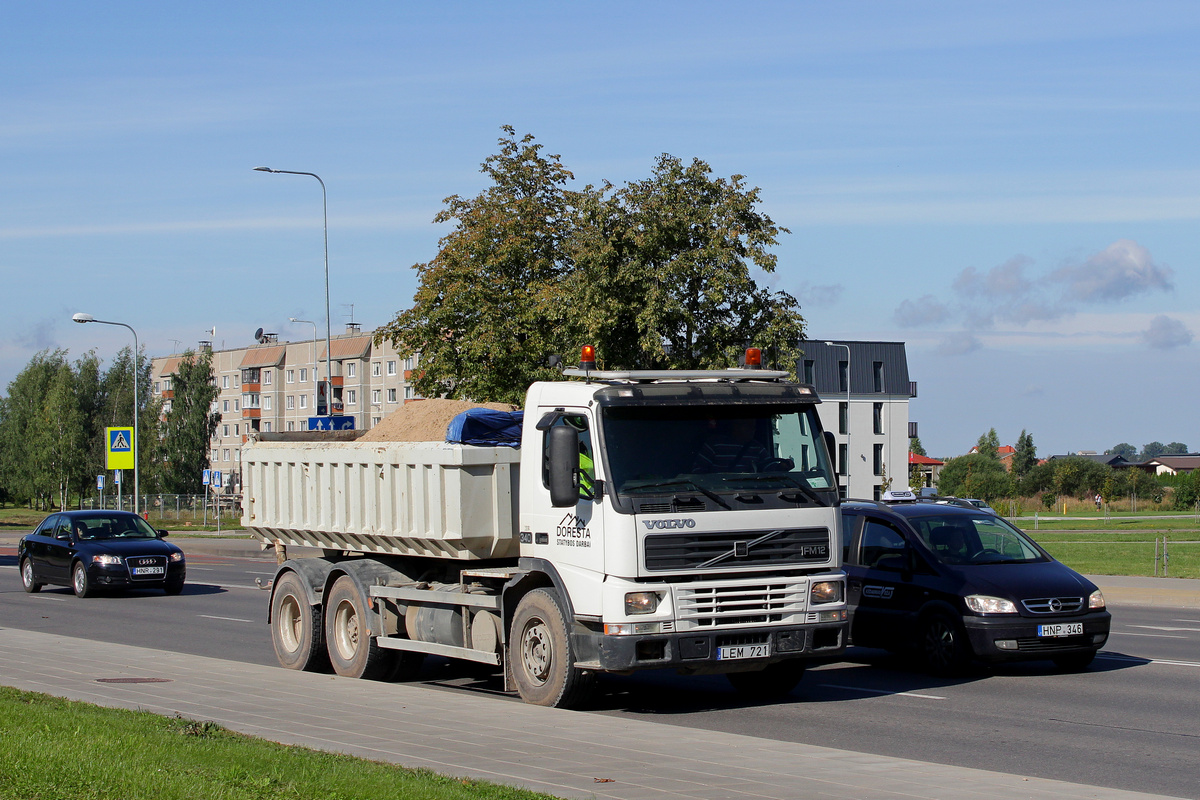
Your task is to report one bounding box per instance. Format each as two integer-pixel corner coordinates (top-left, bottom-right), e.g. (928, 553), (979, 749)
(921, 613), (971, 676)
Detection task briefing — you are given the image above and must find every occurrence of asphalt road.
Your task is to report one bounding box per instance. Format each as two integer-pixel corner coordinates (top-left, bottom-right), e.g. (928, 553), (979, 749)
(1, 545), (1197, 799)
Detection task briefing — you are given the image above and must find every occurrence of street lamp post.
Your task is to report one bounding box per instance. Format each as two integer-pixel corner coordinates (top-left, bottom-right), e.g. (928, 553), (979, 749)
(825, 341), (851, 497)
(254, 167), (332, 419)
(73, 313), (140, 514)
(289, 317), (319, 417)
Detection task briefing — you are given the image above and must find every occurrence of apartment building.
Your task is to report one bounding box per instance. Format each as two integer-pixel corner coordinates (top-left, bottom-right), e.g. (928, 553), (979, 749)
(799, 340), (917, 501)
(150, 323), (420, 490)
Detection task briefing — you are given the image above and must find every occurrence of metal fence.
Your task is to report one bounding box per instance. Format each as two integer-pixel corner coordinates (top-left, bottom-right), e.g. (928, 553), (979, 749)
(78, 493), (241, 522)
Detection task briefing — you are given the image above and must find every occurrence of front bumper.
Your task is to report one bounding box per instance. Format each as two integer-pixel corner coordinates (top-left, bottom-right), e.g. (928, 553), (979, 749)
(89, 561), (185, 588)
(574, 621), (847, 673)
(963, 609), (1111, 661)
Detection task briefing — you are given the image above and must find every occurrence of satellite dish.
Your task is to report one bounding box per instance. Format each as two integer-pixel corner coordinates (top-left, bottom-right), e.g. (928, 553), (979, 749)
(254, 327), (265, 344)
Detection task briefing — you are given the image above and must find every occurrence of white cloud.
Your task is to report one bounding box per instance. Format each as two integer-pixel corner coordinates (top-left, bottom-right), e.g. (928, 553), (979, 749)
(935, 333), (981, 356)
(1141, 315), (1193, 349)
(1052, 239), (1173, 302)
(893, 295), (952, 328)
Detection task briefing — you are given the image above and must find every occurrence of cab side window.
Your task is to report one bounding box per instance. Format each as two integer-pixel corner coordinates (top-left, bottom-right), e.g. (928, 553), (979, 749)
(859, 519), (907, 570)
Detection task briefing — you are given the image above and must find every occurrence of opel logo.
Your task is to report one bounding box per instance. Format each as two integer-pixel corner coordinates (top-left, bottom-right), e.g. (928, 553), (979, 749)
(1049, 598), (1062, 612)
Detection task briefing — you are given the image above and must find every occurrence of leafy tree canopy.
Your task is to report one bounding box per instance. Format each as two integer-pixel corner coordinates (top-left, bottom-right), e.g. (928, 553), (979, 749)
(974, 428), (1000, 461)
(1106, 442), (1137, 460)
(377, 127), (804, 404)
(909, 435), (927, 457)
(1141, 441), (1166, 460)
(1012, 429), (1037, 477)
(936, 453), (1013, 502)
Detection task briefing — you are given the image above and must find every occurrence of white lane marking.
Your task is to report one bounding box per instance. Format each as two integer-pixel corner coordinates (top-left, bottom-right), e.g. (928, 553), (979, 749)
(1128, 624), (1200, 633)
(819, 684), (946, 700)
(188, 566), (214, 571)
(30, 595), (68, 602)
(1111, 631), (1187, 639)
(1172, 618), (1200, 624)
(197, 614), (254, 623)
(0, 565), (17, 570)
(1099, 653), (1200, 668)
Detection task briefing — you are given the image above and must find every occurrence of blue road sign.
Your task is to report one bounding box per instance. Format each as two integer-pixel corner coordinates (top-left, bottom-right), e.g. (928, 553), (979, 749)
(97, 475), (105, 490)
(202, 469), (211, 486)
(308, 416), (356, 431)
(213, 471), (223, 489)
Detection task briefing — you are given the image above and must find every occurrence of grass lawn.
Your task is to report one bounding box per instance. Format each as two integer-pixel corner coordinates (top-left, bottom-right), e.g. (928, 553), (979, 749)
(1024, 529), (1200, 578)
(0, 504), (241, 533)
(0, 687), (559, 800)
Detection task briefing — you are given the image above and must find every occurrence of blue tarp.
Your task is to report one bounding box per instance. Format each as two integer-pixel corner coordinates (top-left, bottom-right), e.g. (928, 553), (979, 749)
(446, 408), (524, 447)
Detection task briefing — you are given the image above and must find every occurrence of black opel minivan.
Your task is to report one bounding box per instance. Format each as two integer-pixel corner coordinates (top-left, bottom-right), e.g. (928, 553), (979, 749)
(840, 499), (1110, 675)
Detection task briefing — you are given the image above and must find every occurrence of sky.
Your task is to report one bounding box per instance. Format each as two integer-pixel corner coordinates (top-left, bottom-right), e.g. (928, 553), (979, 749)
(3, 1), (1198, 459)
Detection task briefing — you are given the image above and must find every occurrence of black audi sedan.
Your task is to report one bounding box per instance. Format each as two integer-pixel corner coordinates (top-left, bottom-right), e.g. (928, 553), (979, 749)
(841, 500), (1110, 675)
(18, 510), (186, 597)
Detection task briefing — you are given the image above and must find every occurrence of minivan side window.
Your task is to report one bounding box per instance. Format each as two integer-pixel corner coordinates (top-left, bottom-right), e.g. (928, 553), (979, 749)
(859, 519), (907, 569)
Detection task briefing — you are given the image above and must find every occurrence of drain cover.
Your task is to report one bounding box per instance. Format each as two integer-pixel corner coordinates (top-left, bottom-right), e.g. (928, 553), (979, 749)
(95, 677), (173, 684)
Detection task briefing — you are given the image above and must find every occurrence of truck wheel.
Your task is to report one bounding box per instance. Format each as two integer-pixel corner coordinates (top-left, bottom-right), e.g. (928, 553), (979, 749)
(325, 575), (392, 680)
(726, 661), (806, 699)
(271, 572), (329, 672)
(20, 558), (42, 593)
(509, 588), (595, 708)
(72, 562), (95, 598)
(921, 613), (971, 676)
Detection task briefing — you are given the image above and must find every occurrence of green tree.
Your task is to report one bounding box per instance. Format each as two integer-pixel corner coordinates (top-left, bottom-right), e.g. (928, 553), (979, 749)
(1106, 442), (1137, 460)
(160, 350), (220, 493)
(376, 128), (804, 404)
(909, 435), (927, 457)
(936, 453), (1013, 502)
(1163, 442), (1189, 455)
(1141, 441), (1166, 460)
(42, 360), (87, 509)
(0, 350), (70, 508)
(1012, 429), (1037, 477)
(974, 428), (1000, 461)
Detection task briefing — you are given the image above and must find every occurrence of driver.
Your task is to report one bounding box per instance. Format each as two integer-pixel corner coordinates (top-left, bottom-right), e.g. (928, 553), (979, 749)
(694, 417), (772, 473)
(930, 524), (972, 563)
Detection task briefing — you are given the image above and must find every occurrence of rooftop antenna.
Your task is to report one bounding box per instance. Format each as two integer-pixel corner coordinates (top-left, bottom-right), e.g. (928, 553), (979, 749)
(342, 303), (355, 324)
(169, 338), (182, 353)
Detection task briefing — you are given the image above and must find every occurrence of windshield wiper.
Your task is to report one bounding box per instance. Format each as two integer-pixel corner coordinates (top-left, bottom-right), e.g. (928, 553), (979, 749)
(723, 474), (828, 507)
(623, 478), (731, 510)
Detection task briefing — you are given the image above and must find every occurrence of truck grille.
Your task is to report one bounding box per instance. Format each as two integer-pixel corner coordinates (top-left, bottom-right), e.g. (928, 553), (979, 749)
(644, 527), (830, 571)
(1021, 597), (1084, 614)
(675, 579), (808, 630)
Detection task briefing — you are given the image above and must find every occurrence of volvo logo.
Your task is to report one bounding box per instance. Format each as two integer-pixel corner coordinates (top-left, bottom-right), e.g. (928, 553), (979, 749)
(1049, 597), (1063, 612)
(642, 518), (696, 530)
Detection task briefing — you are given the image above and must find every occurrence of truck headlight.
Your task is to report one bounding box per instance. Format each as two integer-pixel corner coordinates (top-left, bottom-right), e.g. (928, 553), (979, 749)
(624, 591), (659, 615)
(1088, 589), (1106, 609)
(965, 595), (1017, 614)
(810, 581), (842, 605)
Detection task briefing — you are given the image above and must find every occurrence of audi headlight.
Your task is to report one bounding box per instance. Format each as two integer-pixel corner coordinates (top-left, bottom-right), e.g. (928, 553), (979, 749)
(91, 554), (122, 566)
(169, 551), (184, 563)
(1088, 589), (1106, 609)
(624, 591), (659, 615)
(810, 580), (842, 605)
(965, 594), (1017, 614)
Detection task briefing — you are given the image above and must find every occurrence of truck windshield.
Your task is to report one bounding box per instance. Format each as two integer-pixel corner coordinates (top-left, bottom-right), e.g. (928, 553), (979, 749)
(600, 404), (835, 503)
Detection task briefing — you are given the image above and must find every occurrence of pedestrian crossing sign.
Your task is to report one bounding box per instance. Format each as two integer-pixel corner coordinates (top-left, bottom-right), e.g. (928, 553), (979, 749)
(106, 427), (135, 470)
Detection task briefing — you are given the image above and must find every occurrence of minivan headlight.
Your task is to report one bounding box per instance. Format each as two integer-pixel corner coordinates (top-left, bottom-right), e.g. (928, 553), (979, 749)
(965, 594), (1017, 614)
(1088, 589), (1106, 609)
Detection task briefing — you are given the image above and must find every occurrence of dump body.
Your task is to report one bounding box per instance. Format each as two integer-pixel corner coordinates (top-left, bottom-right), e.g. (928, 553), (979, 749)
(241, 440), (521, 559)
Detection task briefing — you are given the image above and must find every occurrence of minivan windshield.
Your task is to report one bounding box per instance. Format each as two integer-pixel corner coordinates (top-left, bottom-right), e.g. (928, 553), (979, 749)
(906, 514), (1047, 565)
(601, 404), (835, 503)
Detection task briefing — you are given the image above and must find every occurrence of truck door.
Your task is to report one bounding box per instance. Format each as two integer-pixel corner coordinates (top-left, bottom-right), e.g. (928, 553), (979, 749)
(527, 409), (605, 581)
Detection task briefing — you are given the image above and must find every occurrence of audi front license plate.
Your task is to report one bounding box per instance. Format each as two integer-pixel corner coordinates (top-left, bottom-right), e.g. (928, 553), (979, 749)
(133, 566), (165, 576)
(1038, 622), (1083, 638)
(717, 643), (770, 661)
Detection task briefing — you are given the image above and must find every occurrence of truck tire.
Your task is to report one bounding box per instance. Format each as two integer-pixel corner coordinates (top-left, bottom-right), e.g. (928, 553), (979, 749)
(271, 571), (329, 672)
(920, 612), (971, 677)
(325, 575), (393, 680)
(20, 558), (42, 593)
(726, 661), (806, 699)
(509, 588), (595, 708)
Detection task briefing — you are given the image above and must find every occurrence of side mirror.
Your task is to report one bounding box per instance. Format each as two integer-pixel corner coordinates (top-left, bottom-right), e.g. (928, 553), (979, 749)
(823, 430), (837, 473)
(547, 424), (580, 508)
(874, 553), (908, 572)
(157, 529), (170, 538)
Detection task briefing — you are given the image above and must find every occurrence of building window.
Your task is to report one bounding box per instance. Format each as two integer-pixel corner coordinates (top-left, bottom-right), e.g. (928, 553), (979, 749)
(371, 416), (381, 427)
(222, 424), (229, 437)
(286, 396), (295, 410)
(839, 402), (848, 435)
(387, 360), (397, 376)
(300, 419), (308, 431)
(838, 444), (848, 477)
(287, 421), (295, 431)
(404, 356), (415, 371)
(372, 362), (381, 377)
(299, 395), (307, 409)
(404, 386), (415, 399)
(263, 370), (272, 385)
(286, 369), (294, 383)
(153, 381), (160, 393)
(387, 388), (397, 403)
(233, 399), (240, 412)
(873, 485), (882, 501)
(222, 399), (230, 413)
(300, 368), (308, 382)
(243, 393), (260, 409)
(234, 424), (239, 436)
(223, 449), (230, 461)
(371, 389), (381, 405)
(873, 361), (884, 393)
(803, 360), (814, 384)
(873, 444), (884, 476)
(838, 361), (848, 393)
(211, 450), (218, 462)
(263, 421), (272, 432)
(347, 362), (356, 378)
(222, 375), (229, 389)
(346, 389), (357, 406)
(873, 403), (883, 435)
(263, 395), (272, 411)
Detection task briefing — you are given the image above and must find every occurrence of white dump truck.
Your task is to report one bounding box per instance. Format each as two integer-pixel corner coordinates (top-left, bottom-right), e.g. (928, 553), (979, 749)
(242, 349), (848, 707)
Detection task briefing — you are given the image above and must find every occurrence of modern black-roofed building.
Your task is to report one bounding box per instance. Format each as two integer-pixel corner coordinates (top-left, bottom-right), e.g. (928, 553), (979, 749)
(799, 341), (917, 501)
